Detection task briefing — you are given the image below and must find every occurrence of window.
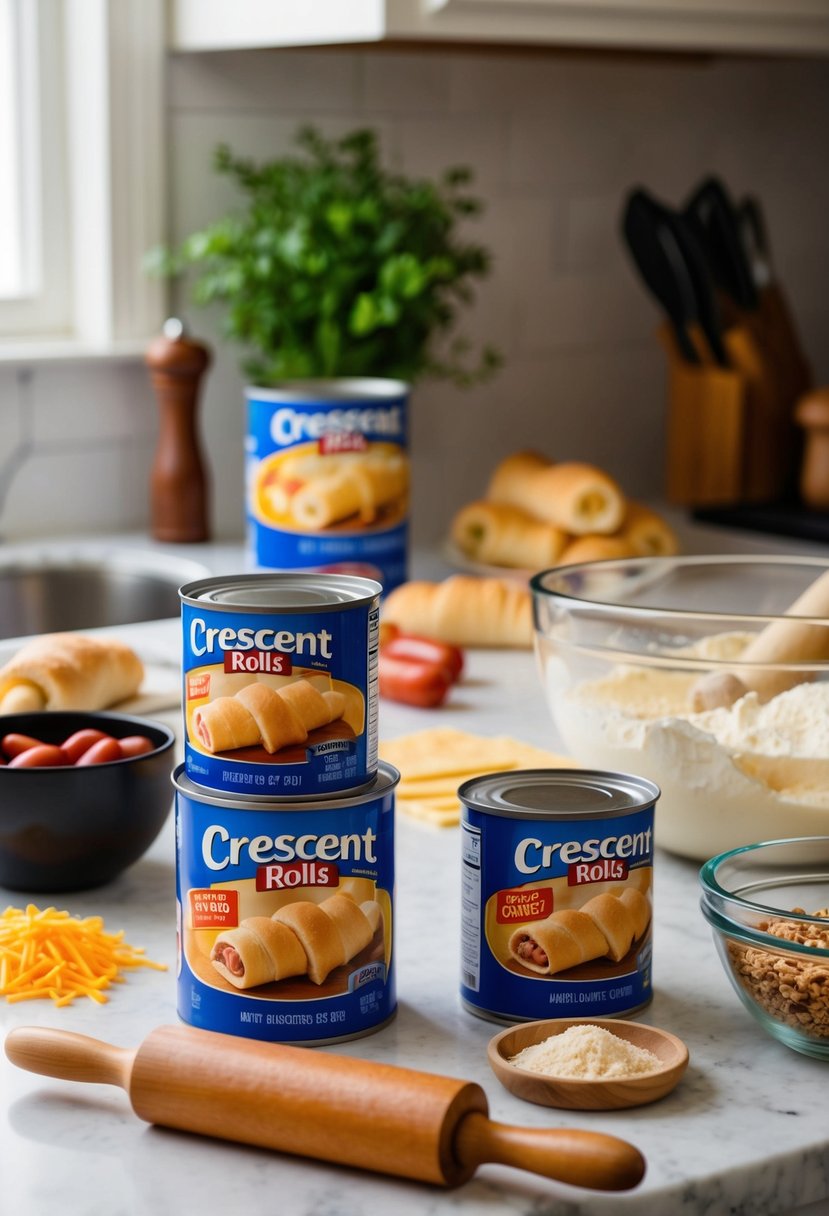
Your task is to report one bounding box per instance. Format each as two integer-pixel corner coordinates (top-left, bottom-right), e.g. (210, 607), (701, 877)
(0, 0), (24, 297)
(0, 0), (71, 337)
(0, 0), (166, 354)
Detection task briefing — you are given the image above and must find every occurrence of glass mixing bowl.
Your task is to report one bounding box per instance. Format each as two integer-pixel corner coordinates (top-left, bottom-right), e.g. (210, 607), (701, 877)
(700, 837), (829, 1060)
(531, 555), (829, 860)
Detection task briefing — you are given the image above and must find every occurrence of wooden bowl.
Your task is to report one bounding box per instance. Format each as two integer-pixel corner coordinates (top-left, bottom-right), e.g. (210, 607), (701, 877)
(488, 1018), (689, 1111)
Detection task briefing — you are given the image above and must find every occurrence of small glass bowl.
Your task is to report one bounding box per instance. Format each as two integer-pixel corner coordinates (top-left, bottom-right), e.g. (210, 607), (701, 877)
(699, 837), (829, 1060)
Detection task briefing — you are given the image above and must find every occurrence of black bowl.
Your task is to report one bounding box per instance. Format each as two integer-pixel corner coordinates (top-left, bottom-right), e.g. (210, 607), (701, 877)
(0, 711), (176, 892)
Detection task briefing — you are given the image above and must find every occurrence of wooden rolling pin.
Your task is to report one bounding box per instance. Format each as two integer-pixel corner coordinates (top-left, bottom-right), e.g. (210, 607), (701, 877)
(5, 1024), (645, 1192)
(690, 568), (829, 710)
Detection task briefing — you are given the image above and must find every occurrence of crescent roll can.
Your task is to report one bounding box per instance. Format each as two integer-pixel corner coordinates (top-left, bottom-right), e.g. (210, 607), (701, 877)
(459, 769), (659, 1024)
(174, 762), (398, 1045)
(180, 573), (380, 797)
(246, 378), (410, 594)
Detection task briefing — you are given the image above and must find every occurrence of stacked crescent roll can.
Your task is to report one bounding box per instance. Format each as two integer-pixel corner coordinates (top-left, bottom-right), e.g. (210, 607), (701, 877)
(458, 769), (659, 1024)
(246, 378), (410, 593)
(176, 573), (398, 1045)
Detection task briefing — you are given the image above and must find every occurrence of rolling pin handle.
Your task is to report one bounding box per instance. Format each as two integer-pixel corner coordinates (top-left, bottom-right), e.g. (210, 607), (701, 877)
(4, 1027), (134, 1092)
(453, 1111), (645, 1192)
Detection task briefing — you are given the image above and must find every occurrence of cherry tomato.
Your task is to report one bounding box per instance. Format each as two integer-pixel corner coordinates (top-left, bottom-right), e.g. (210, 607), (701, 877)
(75, 737), (123, 766)
(117, 735), (155, 759)
(8, 745), (68, 768)
(2, 733), (45, 759)
(383, 635), (464, 683)
(60, 729), (111, 764)
(378, 621), (401, 649)
(378, 653), (452, 709)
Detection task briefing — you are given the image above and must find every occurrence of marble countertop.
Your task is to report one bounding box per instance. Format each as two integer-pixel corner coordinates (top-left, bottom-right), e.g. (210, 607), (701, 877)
(2, 524), (829, 1215)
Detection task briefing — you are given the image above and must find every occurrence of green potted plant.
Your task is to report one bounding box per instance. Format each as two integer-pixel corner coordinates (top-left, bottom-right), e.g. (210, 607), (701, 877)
(150, 125), (499, 587)
(152, 125), (498, 385)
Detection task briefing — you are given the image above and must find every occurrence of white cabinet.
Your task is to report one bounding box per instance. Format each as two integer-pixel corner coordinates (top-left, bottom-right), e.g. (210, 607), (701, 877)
(169, 0), (829, 56)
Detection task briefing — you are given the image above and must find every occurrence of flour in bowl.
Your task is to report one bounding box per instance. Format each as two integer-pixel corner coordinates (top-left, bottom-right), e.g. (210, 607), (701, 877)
(509, 1024), (660, 1079)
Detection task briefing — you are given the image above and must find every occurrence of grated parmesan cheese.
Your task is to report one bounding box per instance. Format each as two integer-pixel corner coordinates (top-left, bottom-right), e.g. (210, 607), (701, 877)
(510, 1024), (661, 1079)
(0, 904), (167, 1007)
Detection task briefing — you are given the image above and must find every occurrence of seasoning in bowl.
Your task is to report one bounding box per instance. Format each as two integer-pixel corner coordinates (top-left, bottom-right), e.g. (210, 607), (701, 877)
(488, 1017), (689, 1110)
(727, 907), (829, 1040)
(509, 1023), (661, 1080)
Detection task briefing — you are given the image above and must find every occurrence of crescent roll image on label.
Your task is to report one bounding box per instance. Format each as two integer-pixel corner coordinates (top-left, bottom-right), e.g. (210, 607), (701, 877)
(246, 378), (410, 594)
(180, 573), (380, 797)
(174, 763), (398, 1045)
(458, 769), (658, 1024)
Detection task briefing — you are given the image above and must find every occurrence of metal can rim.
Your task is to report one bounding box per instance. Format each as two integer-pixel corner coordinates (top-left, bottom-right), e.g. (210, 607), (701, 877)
(179, 572), (383, 611)
(173, 761), (399, 810)
(458, 767), (661, 820)
(245, 378), (409, 403)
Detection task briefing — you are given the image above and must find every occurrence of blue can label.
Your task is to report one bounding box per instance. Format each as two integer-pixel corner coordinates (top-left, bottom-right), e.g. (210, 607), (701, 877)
(246, 383), (409, 593)
(181, 590), (378, 797)
(175, 774), (396, 1044)
(460, 803), (654, 1022)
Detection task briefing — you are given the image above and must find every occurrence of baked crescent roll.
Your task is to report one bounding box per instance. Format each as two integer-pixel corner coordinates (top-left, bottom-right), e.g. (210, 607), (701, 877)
(192, 695), (260, 752)
(210, 917), (308, 990)
(209, 890), (382, 991)
(235, 683), (307, 752)
(619, 502), (679, 557)
(509, 909), (609, 976)
(279, 680), (346, 732)
(579, 893), (635, 963)
(272, 900), (348, 985)
(320, 892), (374, 961)
(348, 455), (408, 524)
(486, 451), (552, 515)
(487, 453), (625, 536)
(558, 535), (638, 566)
(509, 891), (651, 975)
(529, 463), (626, 535)
(382, 575), (532, 649)
(618, 887), (651, 940)
(291, 472), (361, 529)
(0, 632), (144, 714)
(360, 900), (383, 935)
(193, 679), (346, 755)
(450, 500), (567, 570)
(290, 455), (408, 529)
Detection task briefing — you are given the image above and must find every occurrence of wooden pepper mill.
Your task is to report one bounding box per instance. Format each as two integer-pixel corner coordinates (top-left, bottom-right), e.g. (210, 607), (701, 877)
(146, 318), (212, 542)
(795, 388), (829, 510)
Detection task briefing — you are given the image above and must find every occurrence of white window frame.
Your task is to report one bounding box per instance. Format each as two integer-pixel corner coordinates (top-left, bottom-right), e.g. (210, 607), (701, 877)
(0, 0), (70, 336)
(0, 0), (167, 360)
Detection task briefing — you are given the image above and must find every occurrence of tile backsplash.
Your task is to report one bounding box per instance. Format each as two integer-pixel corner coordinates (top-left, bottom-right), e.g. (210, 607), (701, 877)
(2, 44), (828, 546)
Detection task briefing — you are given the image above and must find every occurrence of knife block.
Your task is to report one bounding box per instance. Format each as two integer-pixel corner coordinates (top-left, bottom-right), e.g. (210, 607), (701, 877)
(662, 323), (800, 507)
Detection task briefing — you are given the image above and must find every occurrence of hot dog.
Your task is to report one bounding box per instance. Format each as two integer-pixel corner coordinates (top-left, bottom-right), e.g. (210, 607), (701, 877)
(2, 730), (157, 767)
(382, 636), (464, 683)
(378, 653), (454, 709)
(377, 632), (465, 709)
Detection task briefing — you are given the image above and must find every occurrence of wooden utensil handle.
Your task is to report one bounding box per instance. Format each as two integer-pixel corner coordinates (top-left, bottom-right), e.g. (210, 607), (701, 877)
(4, 1027), (134, 1090)
(455, 1112), (645, 1192)
(131, 1025), (486, 1188)
(5, 1025), (646, 1193)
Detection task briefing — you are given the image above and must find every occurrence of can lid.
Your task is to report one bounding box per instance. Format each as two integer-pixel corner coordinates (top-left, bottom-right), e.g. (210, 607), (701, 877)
(244, 378), (409, 403)
(179, 572), (382, 610)
(172, 760), (399, 809)
(458, 768), (660, 820)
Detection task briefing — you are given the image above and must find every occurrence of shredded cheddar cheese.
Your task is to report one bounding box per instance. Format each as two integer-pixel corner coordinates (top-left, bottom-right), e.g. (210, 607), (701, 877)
(0, 904), (167, 1006)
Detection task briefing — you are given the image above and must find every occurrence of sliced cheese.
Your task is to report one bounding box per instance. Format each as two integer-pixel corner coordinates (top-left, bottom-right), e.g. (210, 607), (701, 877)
(381, 728), (579, 828)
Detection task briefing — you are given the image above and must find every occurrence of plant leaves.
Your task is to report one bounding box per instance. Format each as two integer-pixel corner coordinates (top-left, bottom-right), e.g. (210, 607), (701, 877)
(149, 124), (502, 386)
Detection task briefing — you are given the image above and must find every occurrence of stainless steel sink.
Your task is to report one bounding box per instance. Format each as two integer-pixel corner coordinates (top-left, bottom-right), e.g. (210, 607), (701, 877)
(0, 549), (210, 639)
